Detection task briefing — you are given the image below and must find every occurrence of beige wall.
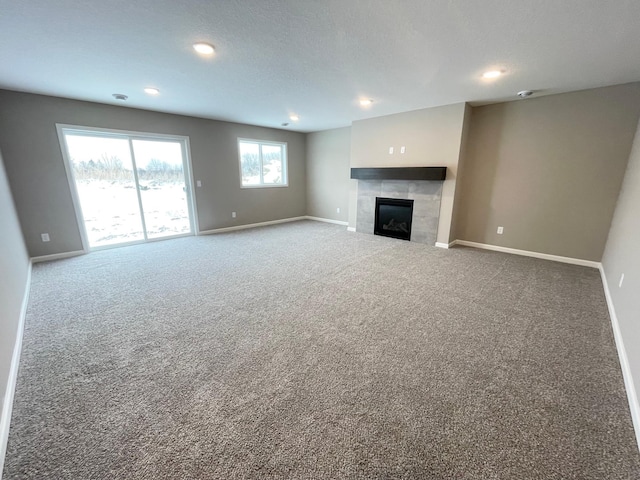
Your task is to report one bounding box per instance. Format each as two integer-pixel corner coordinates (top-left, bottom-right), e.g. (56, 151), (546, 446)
(349, 103), (468, 243)
(0, 148), (30, 467)
(449, 104), (472, 241)
(306, 127), (350, 222)
(0, 90), (306, 257)
(602, 116), (640, 419)
(455, 83), (640, 261)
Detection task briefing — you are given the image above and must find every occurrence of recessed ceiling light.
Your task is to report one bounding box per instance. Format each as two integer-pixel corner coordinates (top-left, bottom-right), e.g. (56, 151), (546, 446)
(144, 87), (160, 95)
(517, 90), (534, 98)
(482, 70), (502, 79)
(193, 43), (215, 55)
(359, 98), (373, 106)
(289, 114), (299, 121)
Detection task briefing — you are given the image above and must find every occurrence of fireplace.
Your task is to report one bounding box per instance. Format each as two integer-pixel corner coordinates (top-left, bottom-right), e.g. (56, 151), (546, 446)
(374, 197), (414, 241)
(354, 178), (444, 245)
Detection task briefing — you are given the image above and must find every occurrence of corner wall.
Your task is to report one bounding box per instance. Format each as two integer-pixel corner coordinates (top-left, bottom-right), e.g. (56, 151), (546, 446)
(449, 104), (472, 241)
(602, 116), (640, 443)
(0, 148), (30, 472)
(455, 83), (640, 261)
(0, 90), (306, 257)
(306, 127), (351, 223)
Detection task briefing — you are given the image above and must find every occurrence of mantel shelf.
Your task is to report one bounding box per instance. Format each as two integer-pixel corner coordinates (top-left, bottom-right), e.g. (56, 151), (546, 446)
(350, 167), (447, 181)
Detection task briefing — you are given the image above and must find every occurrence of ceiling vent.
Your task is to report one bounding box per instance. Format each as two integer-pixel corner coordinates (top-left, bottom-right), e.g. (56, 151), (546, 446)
(517, 90), (534, 98)
(112, 93), (128, 101)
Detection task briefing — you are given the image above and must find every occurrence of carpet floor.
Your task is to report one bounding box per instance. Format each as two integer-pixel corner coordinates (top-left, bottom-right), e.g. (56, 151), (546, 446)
(3, 221), (639, 479)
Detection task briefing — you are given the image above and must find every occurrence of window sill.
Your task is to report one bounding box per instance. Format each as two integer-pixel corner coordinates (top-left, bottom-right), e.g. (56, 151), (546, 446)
(241, 184), (289, 189)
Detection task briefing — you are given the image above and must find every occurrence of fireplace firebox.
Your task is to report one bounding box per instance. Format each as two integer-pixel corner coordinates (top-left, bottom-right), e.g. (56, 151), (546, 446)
(374, 197), (414, 241)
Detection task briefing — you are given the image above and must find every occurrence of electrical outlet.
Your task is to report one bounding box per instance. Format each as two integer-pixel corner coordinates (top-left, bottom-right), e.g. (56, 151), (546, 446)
(388, 147), (394, 154)
(497, 226), (504, 234)
(232, 212), (236, 218)
(337, 207), (340, 214)
(619, 273), (625, 288)
(400, 146), (406, 154)
(196, 180), (202, 187)
(41, 233), (50, 242)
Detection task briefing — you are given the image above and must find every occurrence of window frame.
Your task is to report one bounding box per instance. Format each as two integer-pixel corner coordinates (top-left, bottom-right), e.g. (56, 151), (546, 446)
(237, 138), (288, 188)
(56, 123), (199, 252)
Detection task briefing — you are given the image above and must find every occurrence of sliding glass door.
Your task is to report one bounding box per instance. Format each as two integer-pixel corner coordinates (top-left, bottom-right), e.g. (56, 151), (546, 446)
(59, 127), (195, 249)
(131, 139), (192, 240)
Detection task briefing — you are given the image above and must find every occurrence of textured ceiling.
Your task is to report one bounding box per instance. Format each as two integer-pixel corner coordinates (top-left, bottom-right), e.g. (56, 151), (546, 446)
(1, 0), (639, 132)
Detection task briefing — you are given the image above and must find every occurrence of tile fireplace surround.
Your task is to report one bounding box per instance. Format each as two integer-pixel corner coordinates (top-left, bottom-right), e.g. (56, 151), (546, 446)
(355, 179), (443, 245)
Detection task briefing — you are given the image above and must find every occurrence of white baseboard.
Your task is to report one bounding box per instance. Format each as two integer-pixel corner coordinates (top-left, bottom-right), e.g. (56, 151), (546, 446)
(305, 216), (348, 226)
(599, 265), (640, 452)
(453, 240), (600, 269)
(199, 216), (307, 235)
(31, 249), (85, 264)
(0, 262), (32, 476)
(435, 241), (457, 249)
(347, 227), (356, 232)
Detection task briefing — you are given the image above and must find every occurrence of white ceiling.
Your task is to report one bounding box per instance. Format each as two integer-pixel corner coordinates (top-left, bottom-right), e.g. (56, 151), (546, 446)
(1, 0), (639, 132)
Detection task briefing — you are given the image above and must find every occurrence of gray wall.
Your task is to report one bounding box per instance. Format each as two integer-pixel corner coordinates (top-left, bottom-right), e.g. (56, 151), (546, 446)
(306, 127), (350, 222)
(602, 117), (640, 407)
(0, 148), (30, 449)
(455, 83), (640, 261)
(0, 90), (306, 257)
(349, 103), (468, 244)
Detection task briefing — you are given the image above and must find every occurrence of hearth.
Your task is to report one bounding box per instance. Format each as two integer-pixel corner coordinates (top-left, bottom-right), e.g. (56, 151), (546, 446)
(374, 197), (414, 241)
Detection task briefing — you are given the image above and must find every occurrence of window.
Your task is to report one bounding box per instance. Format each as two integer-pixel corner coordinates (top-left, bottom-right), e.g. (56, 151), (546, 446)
(238, 139), (287, 187)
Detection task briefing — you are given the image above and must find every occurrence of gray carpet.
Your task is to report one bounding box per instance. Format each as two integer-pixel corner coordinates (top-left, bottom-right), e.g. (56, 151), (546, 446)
(4, 220), (639, 479)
